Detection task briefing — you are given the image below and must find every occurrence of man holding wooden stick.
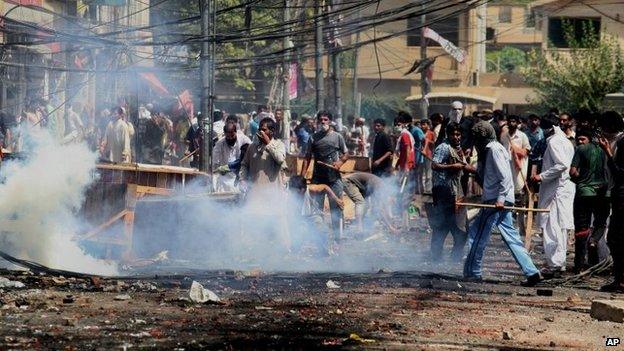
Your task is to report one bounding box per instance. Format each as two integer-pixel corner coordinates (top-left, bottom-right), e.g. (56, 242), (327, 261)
(463, 121), (541, 286)
(301, 111), (349, 242)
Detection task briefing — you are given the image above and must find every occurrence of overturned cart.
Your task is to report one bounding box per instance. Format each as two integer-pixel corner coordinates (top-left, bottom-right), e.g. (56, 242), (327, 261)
(77, 163), (237, 260)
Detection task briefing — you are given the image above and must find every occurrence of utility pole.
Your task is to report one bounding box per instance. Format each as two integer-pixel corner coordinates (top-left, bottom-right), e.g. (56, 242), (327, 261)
(200, 0), (215, 180)
(332, 53), (342, 130)
(314, 0), (324, 112)
(419, 4), (428, 120)
(281, 0), (291, 146)
(351, 8), (360, 117)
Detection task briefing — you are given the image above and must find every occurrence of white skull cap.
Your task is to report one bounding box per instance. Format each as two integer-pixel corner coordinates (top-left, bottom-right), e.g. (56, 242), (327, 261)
(451, 101), (463, 109)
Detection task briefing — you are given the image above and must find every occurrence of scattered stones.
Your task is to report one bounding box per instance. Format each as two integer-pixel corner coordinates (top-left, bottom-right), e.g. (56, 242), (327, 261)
(326, 280), (341, 289)
(63, 318), (77, 326)
(536, 289), (553, 297)
(114, 294), (132, 301)
(502, 331), (513, 340)
(0, 277), (25, 289)
(62, 295), (75, 304)
(544, 316), (555, 322)
(188, 281), (220, 304)
(591, 300), (624, 323)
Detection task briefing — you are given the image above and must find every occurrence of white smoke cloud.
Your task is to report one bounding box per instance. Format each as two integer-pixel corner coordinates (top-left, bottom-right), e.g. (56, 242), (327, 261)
(0, 129), (117, 275)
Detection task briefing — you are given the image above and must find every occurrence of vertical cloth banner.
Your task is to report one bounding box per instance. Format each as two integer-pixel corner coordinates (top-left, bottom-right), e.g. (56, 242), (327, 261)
(423, 27), (466, 63)
(177, 90), (194, 118)
(288, 63), (298, 100)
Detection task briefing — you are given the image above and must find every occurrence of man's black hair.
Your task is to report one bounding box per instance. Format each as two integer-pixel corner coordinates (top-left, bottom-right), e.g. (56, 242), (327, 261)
(373, 118), (386, 126)
(430, 112), (444, 121)
(507, 115), (520, 122)
(288, 175), (307, 190)
(223, 122), (237, 133)
(548, 107), (560, 115)
(259, 117), (276, 132)
(225, 114), (238, 124)
(291, 112), (298, 121)
(420, 119), (431, 126)
(576, 128), (592, 139)
(317, 110), (333, 120)
(446, 121), (461, 136)
(397, 110), (412, 124)
(213, 110), (223, 121)
(493, 109), (505, 120)
(600, 111), (624, 132)
(528, 114), (540, 120)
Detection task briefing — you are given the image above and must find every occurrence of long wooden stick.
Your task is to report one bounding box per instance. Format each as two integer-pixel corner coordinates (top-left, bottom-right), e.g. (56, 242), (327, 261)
(180, 148), (199, 163)
(456, 202), (549, 213)
(316, 160), (350, 174)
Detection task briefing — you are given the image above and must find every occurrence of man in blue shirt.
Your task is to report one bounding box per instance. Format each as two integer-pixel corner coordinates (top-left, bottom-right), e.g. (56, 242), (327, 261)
(463, 121), (541, 286)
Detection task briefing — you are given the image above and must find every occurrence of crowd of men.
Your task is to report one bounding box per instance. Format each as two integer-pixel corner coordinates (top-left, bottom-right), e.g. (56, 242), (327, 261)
(1, 96), (624, 291)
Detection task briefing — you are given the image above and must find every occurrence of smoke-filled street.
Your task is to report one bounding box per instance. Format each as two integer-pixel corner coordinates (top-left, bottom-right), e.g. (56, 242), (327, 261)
(2, 0), (624, 349)
(0, 231), (618, 350)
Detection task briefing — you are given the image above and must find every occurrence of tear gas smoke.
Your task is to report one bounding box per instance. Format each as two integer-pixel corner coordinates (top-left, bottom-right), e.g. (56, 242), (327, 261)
(0, 129), (117, 275)
(132, 175), (428, 273)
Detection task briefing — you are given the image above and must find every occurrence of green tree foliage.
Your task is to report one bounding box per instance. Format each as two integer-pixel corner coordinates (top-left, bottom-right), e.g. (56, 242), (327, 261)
(486, 46), (527, 73)
(522, 20), (624, 112)
(153, 0), (281, 91)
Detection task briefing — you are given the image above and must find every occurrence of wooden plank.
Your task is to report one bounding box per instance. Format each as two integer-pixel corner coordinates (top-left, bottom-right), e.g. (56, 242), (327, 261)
(524, 193), (536, 250)
(76, 210), (129, 241)
(135, 185), (174, 196)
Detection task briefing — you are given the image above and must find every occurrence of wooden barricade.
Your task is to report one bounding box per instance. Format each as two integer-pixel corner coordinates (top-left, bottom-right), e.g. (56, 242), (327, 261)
(77, 163), (210, 260)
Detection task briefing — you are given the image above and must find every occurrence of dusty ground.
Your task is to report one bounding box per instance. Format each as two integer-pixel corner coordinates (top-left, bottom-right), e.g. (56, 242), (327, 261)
(0, 228), (623, 351)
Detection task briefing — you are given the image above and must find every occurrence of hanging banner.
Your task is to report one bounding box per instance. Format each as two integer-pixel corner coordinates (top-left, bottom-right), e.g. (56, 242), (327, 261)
(288, 63), (298, 100)
(139, 72), (170, 96)
(423, 27), (466, 63)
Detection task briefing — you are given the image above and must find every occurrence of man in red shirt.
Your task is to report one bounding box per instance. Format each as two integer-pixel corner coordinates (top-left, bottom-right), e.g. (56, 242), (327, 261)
(421, 119), (435, 193)
(394, 113), (415, 195)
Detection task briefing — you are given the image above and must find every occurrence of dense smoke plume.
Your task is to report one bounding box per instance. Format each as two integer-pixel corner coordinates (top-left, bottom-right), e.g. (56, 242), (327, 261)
(0, 129), (117, 275)
(132, 177), (427, 273)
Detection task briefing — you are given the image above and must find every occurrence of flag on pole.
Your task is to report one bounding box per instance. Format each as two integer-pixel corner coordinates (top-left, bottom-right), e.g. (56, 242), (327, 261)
(423, 27), (466, 63)
(139, 72), (170, 96)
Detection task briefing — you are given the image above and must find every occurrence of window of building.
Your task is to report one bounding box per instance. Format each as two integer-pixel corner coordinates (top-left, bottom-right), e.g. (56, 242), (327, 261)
(407, 15), (460, 47)
(525, 9), (535, 28)
(547, 17), (601, 48)
(486, 27), (496, 41)
(3, 20), (38, 45)
(499, 6), (512, 23)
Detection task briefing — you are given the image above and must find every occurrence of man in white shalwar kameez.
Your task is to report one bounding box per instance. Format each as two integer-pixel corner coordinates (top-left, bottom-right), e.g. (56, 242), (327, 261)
(531, 118), (575, 276)
(212, 122), (251, 192)
(102, 107), (131, 163)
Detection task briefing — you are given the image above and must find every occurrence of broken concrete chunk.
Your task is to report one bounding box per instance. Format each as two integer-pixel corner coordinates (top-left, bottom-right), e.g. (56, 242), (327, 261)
(0, 277), (25, 289)
(189, 281), (220, 304)
(326, 280), (341, 289)
(591, 299), (624, 323)
(114, 294), (132, 301)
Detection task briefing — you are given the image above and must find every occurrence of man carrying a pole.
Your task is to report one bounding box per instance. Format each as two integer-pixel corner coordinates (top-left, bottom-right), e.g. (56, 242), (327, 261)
(463, 121), (541, 286)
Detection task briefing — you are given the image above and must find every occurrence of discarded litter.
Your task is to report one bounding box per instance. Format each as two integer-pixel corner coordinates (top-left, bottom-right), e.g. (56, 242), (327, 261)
(114, 294), (132, 301)
(254, 306), (273, 310)
(347, 333), (375, 344)
(189, 281), (221, 304)
(326, 280), (341, 289)
(0, 277), (25, 288)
